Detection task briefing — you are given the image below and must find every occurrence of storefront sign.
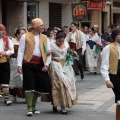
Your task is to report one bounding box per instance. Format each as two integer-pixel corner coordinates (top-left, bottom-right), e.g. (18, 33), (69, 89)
(72, 2), (88, 22)
(87, 1), (104, 11)
(80, 0), (103, 1)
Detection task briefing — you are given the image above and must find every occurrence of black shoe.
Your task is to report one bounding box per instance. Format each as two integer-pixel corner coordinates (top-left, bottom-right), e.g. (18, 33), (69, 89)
(81, 74), (84, 80)
(93, 72), (97, 75)
(53, 106), (57, 112)
(75, 71), (79, 75)
(61, 110), (68, 115)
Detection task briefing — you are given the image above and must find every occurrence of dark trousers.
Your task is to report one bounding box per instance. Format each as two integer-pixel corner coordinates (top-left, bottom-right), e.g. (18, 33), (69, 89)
(109, 73), (120, 103)
(0, 62), (10, 100)
(72, 49), (84, 75)
(83, 51), (86, 71)
(22, 63), (51, 93)
(0, 62), (10, 85)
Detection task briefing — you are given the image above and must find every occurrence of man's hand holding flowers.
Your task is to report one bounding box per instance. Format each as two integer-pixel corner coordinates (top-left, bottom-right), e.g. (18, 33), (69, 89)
(66, 49), (79, 65)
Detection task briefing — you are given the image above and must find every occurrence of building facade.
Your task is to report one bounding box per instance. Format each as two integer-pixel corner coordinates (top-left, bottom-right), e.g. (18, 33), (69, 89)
(111, 0), (120, 27)
(0, 0), (119, 36)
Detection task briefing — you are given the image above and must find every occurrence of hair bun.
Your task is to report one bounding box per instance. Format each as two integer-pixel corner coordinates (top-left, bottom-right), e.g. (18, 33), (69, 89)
(56, 31), (65, 39)
(56, 30), (63, 35)
(14, 28), (18, 34)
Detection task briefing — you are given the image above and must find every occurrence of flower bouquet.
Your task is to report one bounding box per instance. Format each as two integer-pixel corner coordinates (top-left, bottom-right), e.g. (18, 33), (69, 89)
(94, 42), (103, 54)
(66, 49), (79, 65)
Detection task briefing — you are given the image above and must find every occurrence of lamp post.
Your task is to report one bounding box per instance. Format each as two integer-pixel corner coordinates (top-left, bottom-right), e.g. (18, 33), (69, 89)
(105, 0), (112, 25)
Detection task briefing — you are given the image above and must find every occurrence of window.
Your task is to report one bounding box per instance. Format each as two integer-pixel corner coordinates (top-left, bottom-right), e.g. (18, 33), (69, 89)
(27, 2), (39, 27)
(49, 3), (62, 29)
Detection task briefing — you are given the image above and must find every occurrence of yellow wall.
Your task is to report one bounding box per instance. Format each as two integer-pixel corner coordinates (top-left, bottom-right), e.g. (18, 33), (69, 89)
(89, 4), (110, 33)
(90, 11), (102, 33)
(6, 1), (24, 36)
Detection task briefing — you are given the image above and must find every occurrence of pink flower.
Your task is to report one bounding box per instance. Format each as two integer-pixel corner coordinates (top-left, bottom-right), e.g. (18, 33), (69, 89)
(96, 42), (103, 47)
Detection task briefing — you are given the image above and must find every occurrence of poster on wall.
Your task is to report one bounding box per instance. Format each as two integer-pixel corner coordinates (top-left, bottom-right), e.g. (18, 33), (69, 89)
(72, 2), (88, 22)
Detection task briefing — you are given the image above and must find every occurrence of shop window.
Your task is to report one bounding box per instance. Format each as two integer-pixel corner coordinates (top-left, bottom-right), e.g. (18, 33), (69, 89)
(113, 2), (120, 7)
(27, 2), (39, 27)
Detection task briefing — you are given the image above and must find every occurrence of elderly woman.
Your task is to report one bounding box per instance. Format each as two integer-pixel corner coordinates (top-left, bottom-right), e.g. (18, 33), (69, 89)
(9, 27), (27, 102)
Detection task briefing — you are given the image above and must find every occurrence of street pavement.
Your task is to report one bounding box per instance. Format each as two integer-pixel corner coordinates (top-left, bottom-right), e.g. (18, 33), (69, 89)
(0, 71), (116, 120)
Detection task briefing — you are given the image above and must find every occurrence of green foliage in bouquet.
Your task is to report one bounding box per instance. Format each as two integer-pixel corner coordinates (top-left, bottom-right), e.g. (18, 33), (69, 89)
(94, 42), (103, 54)
(94, 45), (101, 54)
(66, 49), (79, 65)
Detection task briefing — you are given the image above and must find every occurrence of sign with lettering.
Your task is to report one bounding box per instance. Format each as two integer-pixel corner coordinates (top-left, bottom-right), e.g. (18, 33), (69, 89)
(80, 0), (103, 1)
(87, 1), (104, 11)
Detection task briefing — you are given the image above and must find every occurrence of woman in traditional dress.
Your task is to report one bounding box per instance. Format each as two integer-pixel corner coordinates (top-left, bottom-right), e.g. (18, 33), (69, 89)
(9, 27), (27, 102)
(43, 31), (77, 114)
(86, 27), (101, 74)
(48, 30), (55, 43)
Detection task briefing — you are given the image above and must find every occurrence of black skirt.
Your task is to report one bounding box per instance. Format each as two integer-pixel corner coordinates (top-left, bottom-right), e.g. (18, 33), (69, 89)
(22, 63), (51, 93)
(110, 73), (120, 103)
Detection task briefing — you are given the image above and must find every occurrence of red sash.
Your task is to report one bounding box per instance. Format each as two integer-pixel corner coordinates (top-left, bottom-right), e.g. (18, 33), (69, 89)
(3, 36), (9, 51)
(23, 55), (43, 64)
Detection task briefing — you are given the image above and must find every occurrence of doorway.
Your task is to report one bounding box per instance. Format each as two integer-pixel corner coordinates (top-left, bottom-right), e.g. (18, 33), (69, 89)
(27, 2), (39, 27)
(113, 13), (120, 26)
(102, 12), (108, 33)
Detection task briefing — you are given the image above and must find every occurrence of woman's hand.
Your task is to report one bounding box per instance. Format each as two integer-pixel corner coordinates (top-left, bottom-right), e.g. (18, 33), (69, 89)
(46, 50), (52, 56)
(68, 58), (73, 61)
(18, 66), (22, 74)
(42, 66), (48, 72)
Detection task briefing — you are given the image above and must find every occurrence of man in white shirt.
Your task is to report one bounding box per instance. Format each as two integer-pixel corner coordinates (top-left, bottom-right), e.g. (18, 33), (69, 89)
(0, 24), (14, 106)
(82, 26), (89, 71)
(65, 22), (86, 80)
(17, 18), (51, 116)
(101, 28), (120, 120)
(93, 25), (101, 43)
